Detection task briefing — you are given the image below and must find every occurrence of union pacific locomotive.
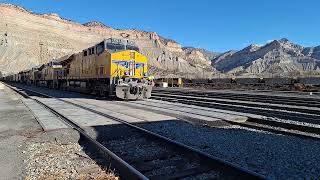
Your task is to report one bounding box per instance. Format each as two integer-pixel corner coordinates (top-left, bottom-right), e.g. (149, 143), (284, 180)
(4, 38), (153, 100)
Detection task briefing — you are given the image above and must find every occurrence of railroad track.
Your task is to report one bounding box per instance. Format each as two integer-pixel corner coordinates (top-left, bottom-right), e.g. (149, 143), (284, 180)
(4, 83), (264, 180)
(150, 90), (320, 140)
(153, 88), (320, 108)
(151, 90), (320, 124)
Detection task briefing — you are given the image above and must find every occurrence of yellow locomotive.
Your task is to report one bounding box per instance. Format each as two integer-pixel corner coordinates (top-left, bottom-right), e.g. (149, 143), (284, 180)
(6, 38), (153, 100)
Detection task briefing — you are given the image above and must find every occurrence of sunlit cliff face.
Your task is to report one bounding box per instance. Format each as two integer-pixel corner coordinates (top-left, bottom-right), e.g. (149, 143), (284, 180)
(0, 4), (215, 78)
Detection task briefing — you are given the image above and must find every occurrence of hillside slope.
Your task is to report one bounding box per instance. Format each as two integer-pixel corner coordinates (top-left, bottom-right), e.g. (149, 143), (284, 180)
(213, 38), (320, 77)
(0, 4), (216, 78)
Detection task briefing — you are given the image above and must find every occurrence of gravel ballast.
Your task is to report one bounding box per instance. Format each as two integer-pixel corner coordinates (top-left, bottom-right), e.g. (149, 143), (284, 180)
(140, 120), (320, 179)
(8, 83), (320, 179)
(25, 141), (117, 180)
(0, 83), (118, 179)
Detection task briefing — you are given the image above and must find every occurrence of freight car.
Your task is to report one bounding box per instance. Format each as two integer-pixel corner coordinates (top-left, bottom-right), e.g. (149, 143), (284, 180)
(180, 77), (320, 91)
(298, 77), (320, 86)
(5, 38), (153, 100)
(233, 78), (265, 85)
(264, 77), (296, 86)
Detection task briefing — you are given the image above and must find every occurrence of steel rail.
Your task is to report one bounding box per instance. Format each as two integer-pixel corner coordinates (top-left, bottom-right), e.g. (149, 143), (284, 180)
(153, 89), (320, 107)
(5, 83), (265, 179)
(3, 83), (148, 180)
(149, 94), (320, 140)
(152, 91), (320, 116)
(151, 92), (320, 125)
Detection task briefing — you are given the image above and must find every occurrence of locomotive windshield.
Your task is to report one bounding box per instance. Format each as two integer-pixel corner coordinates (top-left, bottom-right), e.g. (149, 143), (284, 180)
(52, 61), (61, 65)
(106, 43), (125, 52)
(126, 45), (139, 51)
(103, 38), (139, 52)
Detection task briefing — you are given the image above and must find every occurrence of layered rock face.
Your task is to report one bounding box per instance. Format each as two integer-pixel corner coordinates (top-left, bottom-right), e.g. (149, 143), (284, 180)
(0, 4), (215, 78)
(183, 47), (219, 68)
(2, 4), (319, 79)
(213, 38), (320, 77)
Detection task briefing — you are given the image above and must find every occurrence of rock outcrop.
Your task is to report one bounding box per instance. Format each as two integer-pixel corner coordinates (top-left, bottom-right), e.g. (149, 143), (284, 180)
(2, 4), (318, 79)
(213, 38), (320, 77)
(0, 4), (215, 78)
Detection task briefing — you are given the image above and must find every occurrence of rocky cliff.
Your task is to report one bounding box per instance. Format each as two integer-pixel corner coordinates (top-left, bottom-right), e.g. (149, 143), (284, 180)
(2, 4), (319, 79)
(213, 38), (320, 77)
(0, 4), (215, 78)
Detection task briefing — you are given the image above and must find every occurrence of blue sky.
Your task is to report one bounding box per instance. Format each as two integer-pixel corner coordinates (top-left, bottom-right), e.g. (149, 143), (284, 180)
(1, 0), (320, 52)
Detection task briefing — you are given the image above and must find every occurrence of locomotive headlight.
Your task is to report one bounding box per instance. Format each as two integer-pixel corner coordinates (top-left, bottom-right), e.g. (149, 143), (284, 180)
(124, 71), (129, 75)
(143, 73), (147, 77)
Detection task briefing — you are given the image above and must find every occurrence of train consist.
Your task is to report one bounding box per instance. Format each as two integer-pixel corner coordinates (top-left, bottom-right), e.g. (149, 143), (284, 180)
(187, 77), (320, 86)
(3, 38), (153, 100)
(154, 77), (320, 91)
(183, 77), (320, 91)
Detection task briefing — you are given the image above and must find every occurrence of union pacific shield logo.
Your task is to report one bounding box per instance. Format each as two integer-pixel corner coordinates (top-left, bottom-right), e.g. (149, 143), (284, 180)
(113, 60), (130, 68)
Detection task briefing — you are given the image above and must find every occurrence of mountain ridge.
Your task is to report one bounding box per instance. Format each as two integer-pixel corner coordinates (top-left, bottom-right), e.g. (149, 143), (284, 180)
(1, 3), (319, 78)
(0, 3), (215, 78)
(213, 38), (320, 77)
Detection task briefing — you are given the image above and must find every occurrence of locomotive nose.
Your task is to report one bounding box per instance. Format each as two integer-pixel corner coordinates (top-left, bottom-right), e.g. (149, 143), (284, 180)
(116, 83), (152, 100)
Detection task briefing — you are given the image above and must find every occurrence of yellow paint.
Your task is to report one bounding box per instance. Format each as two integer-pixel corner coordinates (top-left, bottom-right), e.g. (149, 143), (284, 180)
(61, 48), (148, 80)
(178, 78), (182, 85)
(111, 50), (148, 78)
